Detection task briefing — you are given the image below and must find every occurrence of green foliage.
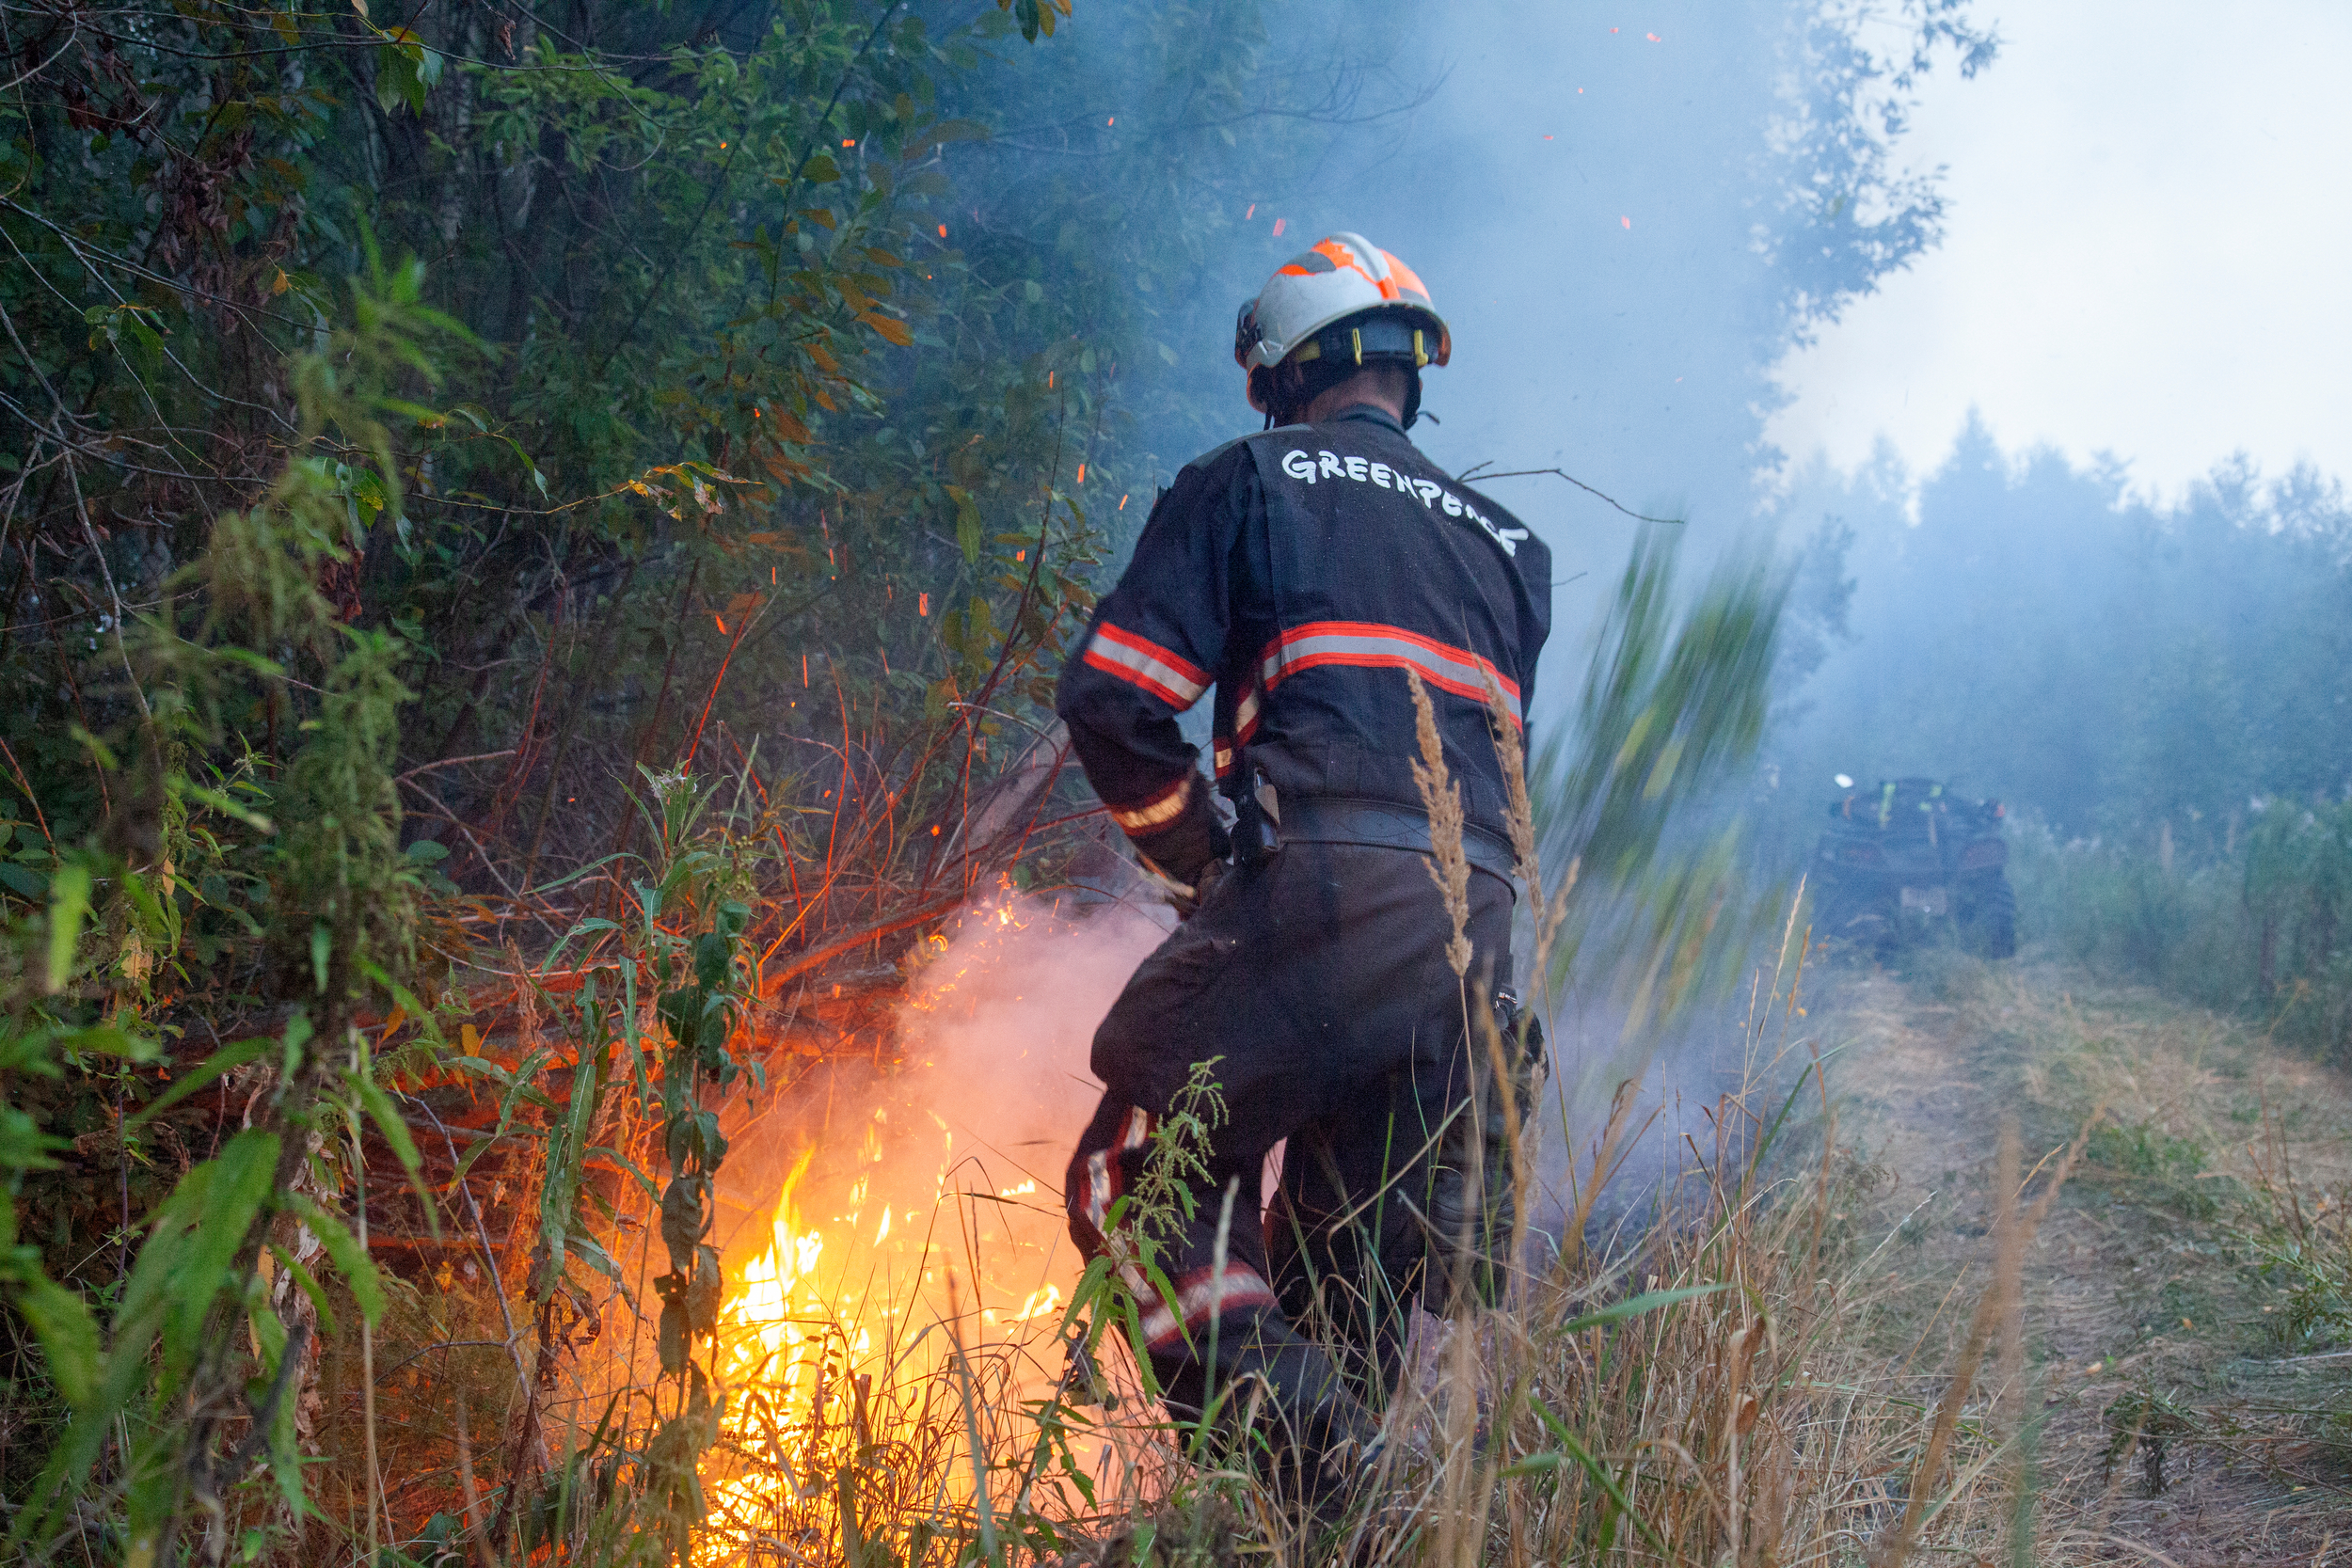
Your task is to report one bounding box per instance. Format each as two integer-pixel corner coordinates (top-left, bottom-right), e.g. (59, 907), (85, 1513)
(0, 262), (448, 1560)
(2083, 1118), (2219, 1220)
(0, 0), (2006, 1555)
(1533, 527), (1791, 1034)
(632, 775), (756, 1561)
(0, 0), (1187, 916)
(2101, 1382), (2195, 1497)
(2006, 801), (2352, 1063)
(2247, 1216), (2352, 1351)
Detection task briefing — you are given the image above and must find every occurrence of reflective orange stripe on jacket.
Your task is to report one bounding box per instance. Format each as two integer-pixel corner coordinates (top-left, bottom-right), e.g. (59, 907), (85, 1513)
(1081, 622), (1210, 708)
(1257, 621), (1521, 722)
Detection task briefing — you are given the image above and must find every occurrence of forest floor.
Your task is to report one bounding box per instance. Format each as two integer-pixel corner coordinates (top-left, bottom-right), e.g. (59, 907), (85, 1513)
(1811, 949), (2352, 1567)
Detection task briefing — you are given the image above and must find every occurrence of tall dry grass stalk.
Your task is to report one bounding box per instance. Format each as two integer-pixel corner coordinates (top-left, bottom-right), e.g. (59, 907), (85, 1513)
(1481, 673), (1538, 896)
(1481, 671), (1574, 959)
(1870, 1118), (2024, 1568)
(1406, 668), (1473, 980)
(1866, 1107), (2093, 1568)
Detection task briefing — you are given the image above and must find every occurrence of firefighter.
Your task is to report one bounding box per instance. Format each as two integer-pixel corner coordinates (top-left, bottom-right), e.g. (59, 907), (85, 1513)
(1056, 233), (1552, 1487)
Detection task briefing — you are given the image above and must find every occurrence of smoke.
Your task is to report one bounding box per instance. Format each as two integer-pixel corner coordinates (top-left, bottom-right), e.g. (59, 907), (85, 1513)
(892, 891), (1172, 1215)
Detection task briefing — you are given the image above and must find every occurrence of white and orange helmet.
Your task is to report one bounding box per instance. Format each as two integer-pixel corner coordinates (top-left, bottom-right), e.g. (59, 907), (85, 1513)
(1233, 232), (1451, 417)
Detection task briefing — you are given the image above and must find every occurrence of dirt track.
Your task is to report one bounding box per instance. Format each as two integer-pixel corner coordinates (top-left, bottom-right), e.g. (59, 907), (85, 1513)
(1818, 955), (2352, 1567)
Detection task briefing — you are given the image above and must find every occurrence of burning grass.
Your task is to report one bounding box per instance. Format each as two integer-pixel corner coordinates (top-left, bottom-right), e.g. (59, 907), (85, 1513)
(272, 546), (2185, 1565)
(690, 893), (1173, 1563)
(285, 893), (2210, 1567)
(606, 927), (2112, 1568)
(326, 934), (2352, 1567)
(314, 646), (2135, 1563)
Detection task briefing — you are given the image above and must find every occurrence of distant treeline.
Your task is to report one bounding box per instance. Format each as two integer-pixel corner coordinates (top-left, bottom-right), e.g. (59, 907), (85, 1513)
(1772, 417), (2352, 1052)
(1777, 414), (2352, 846)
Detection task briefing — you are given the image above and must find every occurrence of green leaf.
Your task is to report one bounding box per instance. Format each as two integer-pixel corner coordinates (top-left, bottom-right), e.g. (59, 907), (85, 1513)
(355, 1076), (437, 1237)
(154, 1131), (280, 1380)
(374, 29), (441, 115)
(568, 1231), (630, 1301)
(587, 1143), (659, 1201)
(172, 778), (276, 832)
(43, 861), (89, 993)
(538, 1051), (599, 1285)
(658, 1292), (687, 1374)
(0, 1029), (58, 1076)
(284, 1194), (384, 1328)
(947, 483), (981, 563)
(278, 1010), (313, 1084)
(1554, 1282), (1725, 1336)
(537, 917), (619, 976)
(52, 1023), (158, 1064)
(801, 152), (842, 185)
(12, 1273), (100, 1408)
(453, 1040), (555, 1181)
(358, 958), (445, 1048)
(1522, 1395), (1667, 1553)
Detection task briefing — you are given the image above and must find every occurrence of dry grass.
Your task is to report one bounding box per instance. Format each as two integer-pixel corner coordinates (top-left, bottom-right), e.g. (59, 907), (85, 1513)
(1039, 948), (2352, 1568)
(994, 937), (2084, 1568)
(309, 942), (2352, 1568)
(283, 812), (2352, 1565)
(1822, 952), (2352, 1566)
(288, 910), (2352, 1568)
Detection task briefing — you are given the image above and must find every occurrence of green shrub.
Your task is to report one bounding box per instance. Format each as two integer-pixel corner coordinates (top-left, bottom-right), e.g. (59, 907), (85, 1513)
(2007, 806), (2352, 1063)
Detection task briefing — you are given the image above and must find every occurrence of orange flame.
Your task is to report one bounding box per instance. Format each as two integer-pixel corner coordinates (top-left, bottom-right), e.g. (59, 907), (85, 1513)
(694, 894), (1171, 1558)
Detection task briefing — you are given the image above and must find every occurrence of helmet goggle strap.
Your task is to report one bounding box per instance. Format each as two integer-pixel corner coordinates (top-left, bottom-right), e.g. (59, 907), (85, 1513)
(1290, 315), (1433, 371)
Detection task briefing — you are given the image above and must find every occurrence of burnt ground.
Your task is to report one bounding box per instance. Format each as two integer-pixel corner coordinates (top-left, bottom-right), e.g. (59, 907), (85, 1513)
(1816, 951), (2352, 1567)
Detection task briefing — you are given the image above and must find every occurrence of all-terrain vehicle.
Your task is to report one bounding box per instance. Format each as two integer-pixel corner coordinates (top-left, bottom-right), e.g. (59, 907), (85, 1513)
(1810, 776), (2016, 958)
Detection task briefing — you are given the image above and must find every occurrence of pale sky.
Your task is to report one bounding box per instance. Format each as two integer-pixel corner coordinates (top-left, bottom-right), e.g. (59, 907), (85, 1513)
(1766, 0), (2352, 501)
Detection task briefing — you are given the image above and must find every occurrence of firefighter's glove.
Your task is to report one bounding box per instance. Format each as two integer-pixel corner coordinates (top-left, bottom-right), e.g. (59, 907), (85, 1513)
(1176, 856), (1227, 919)
(1141, 851), (1226, 920)
(1122, 774), (1231, 917)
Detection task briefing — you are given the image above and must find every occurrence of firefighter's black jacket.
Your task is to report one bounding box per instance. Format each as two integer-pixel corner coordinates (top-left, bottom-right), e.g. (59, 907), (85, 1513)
(1057, 404), (1552, 882)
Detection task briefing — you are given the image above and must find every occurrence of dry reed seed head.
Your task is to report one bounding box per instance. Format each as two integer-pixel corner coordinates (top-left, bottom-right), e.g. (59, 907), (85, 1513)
(1404, 670), (1473, 978)
(1480, 669), (1539, 891)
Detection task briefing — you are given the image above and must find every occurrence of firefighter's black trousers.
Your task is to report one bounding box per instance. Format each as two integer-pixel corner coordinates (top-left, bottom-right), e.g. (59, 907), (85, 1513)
(1064, 839), (1513, 1447)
